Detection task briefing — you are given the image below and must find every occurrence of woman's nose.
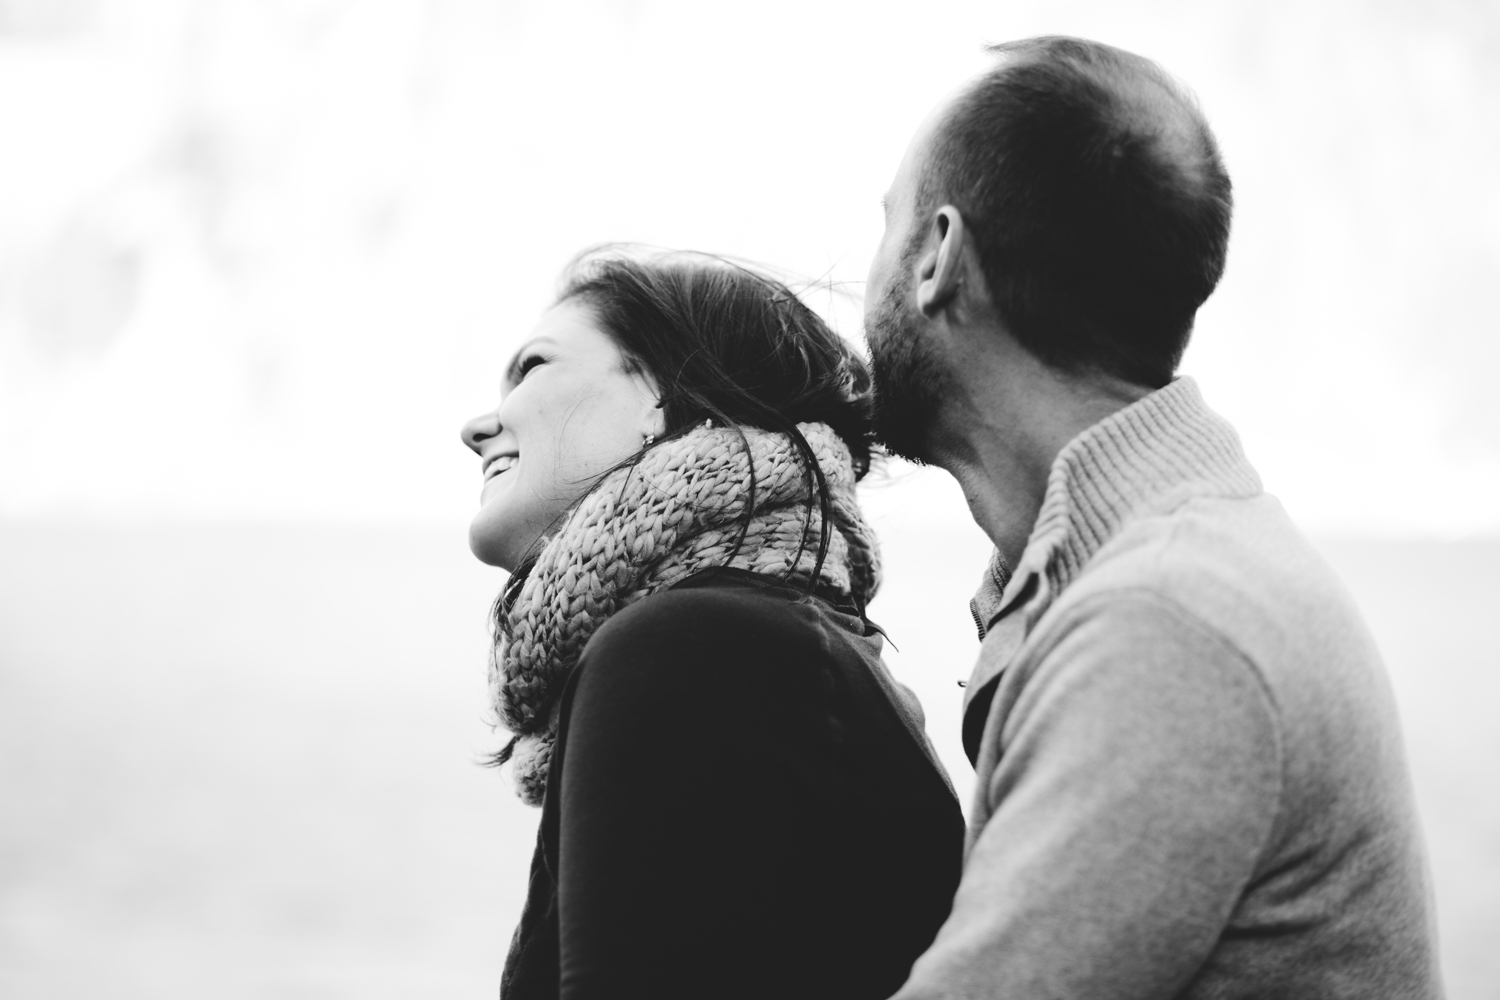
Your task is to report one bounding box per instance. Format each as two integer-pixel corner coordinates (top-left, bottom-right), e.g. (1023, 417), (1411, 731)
(461, 410), (500, 454)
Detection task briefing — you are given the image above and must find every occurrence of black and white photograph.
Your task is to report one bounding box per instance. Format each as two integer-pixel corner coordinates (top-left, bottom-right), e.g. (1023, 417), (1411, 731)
(1, 1), (1495, 997)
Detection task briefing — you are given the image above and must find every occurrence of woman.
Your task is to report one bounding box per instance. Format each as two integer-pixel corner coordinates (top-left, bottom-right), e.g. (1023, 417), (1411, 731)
(460, 248), (963, 999)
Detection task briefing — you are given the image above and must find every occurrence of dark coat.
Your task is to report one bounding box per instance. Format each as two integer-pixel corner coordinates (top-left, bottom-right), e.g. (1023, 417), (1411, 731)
(500, 568), (964, 1000)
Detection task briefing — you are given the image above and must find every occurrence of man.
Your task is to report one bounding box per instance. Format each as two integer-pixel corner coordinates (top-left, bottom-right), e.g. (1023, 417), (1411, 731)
(866, 36), (1441, 999)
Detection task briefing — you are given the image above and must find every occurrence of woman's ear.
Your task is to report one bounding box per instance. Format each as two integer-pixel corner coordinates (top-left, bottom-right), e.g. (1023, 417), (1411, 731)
(626, 368), (666, 441)
(643, 398), (667, 441)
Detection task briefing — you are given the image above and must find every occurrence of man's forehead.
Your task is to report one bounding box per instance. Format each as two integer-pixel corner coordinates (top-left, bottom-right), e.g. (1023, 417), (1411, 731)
(882, 88), (954, 209)
(888, 94), (952, 206)
(893, 58), (1026, 203)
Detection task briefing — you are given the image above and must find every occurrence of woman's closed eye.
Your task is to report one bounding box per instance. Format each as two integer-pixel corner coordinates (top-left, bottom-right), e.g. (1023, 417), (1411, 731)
(506, 351), (548, 386)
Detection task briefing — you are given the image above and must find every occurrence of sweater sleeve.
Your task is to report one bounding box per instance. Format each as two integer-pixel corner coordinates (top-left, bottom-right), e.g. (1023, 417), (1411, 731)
(552, 589), (827, 1000)
(892, 590), (1283, 1000)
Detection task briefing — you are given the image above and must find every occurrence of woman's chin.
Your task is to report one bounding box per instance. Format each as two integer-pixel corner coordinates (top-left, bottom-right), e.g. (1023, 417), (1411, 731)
(467, 516), (515, 570)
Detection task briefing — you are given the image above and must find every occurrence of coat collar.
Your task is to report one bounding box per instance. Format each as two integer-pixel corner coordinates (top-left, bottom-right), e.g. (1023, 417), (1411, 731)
(961, 377), (1262, 720)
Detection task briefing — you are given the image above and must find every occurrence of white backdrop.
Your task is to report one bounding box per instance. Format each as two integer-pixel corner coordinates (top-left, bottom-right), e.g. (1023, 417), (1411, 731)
(1, 2), (1497, 998)
(0, 0), (1496, 534)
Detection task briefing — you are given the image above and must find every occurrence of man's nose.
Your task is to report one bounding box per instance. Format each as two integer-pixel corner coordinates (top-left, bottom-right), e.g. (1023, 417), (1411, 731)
(461, 410), (500, 454)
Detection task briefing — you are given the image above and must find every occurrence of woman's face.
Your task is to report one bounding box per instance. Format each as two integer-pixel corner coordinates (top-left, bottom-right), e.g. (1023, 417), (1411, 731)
(461, 301), (663, 570)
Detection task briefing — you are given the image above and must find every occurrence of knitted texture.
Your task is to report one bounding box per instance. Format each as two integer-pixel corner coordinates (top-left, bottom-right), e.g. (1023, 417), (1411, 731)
(1020, 376), (1263, 601)
(491, 420), (880, 806)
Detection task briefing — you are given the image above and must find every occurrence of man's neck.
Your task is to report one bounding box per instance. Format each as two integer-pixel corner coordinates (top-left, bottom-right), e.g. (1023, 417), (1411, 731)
(926, 348), (1152, 570)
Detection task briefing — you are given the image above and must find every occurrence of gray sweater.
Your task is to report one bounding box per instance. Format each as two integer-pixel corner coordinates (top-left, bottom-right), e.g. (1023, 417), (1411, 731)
(892, 378), (1442, 999)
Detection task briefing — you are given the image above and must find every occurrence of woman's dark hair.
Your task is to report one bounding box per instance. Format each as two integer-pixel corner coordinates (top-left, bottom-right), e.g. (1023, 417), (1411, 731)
(563, 245), (872, 469)
(496, 244), (874, 614)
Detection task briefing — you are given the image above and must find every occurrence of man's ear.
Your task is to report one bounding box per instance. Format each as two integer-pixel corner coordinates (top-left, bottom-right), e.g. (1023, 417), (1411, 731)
(916, 206), (967, 318)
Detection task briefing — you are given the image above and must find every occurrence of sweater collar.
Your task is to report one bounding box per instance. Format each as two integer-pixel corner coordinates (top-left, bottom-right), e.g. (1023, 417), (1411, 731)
(971, 376), (1262, 637)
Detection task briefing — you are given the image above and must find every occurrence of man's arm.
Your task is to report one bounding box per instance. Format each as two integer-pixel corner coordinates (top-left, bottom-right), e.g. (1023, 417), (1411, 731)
(894, 590), (1283, 999)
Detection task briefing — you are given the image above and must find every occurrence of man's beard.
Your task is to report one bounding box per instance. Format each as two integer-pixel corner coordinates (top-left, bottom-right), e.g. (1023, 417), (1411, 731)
(865, 274), (952, 464)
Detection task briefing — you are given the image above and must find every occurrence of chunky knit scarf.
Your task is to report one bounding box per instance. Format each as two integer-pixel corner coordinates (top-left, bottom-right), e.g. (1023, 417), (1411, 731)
(490, 420), (880, 806)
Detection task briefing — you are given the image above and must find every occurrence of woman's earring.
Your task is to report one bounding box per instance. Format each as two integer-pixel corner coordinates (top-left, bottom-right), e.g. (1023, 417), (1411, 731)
(643, 433), (656, 447)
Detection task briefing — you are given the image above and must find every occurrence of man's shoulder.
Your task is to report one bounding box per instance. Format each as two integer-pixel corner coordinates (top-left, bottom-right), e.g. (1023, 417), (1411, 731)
(1013, 489), (1399, 768)
(1061, 492), (1363, 656)
(1025, 490), (1405, 802)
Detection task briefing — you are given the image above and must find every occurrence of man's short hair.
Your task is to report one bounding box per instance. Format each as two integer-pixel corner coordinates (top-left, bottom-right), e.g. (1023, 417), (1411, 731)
(920, 37), (1232, 388)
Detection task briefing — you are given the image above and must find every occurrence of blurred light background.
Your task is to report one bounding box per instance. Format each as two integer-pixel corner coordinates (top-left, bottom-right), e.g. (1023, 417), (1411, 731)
(0, 0), (1495, 997)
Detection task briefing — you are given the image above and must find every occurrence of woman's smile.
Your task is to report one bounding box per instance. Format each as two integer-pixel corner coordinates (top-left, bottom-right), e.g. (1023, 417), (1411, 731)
(481, 453), (519, 487)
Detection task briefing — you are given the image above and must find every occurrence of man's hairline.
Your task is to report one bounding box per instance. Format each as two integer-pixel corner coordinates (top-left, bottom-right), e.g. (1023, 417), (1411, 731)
(914, 40), (1217, 212)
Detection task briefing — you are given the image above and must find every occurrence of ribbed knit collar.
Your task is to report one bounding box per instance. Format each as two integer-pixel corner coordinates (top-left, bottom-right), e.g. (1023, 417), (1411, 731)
(972, 376), (1262, 635)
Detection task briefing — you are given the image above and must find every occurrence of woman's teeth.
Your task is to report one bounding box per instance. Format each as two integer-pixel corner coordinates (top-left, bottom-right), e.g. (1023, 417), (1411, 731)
(489, 455), (518, 477)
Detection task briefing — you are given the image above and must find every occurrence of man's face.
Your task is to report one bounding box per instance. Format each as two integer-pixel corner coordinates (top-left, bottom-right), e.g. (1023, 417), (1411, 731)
(864, 111), (954, 464)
